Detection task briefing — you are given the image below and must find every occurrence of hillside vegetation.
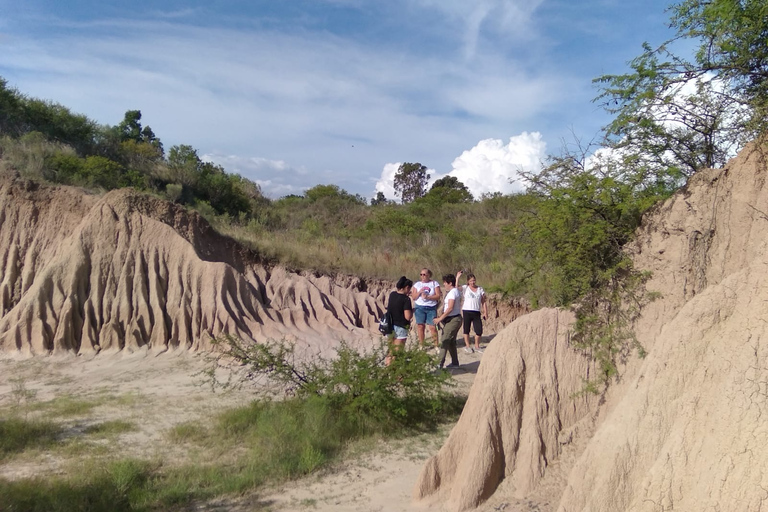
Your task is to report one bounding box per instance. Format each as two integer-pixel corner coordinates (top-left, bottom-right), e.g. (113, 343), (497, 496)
(0, 78), (671, 311)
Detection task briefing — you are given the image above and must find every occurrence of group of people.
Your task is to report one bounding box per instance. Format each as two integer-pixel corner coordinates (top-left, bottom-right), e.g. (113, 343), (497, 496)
(385, 268), (488, 369)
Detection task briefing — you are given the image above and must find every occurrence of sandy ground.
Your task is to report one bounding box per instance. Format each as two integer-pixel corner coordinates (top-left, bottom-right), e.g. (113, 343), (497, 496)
(0, 342), (534, 512)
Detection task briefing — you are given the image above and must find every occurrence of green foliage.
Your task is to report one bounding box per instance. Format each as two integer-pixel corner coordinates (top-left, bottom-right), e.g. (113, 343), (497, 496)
(423, 176), (473, 205)
(0, 77), (25, 137)
(304, 184), (365, 205)
(116, 110), (163, 155)
(0, 459), (153, 512)
(0, 418), (61, 461)
(82, 420), (136, 438)
(503, 142), (669, 386)
(673, 0), (768, 113)
(370, 190), (392, 206)
(393, 162), (430, 203)
(206, 336), (458, 430)
(595, 0), (768, 179)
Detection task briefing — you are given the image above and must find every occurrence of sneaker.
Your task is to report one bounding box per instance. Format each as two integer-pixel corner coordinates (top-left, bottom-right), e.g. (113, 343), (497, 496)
(445, 362), (461, 368)
(475, 347), (484, 353)
(463, 347), (474, 354)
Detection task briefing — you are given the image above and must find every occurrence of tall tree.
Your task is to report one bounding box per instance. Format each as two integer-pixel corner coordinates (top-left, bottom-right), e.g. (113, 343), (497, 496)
(393, 163), (429, 204)
(117, 110), (163, 155)
(594, 0), (768, 179)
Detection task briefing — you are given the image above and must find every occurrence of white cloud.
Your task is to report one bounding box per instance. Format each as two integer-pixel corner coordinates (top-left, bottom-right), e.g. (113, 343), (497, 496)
(442, 132), (545, 196)
(375, 132), (546, 200)
(415, 0), (544, 59)
(374, 162), (401, 200)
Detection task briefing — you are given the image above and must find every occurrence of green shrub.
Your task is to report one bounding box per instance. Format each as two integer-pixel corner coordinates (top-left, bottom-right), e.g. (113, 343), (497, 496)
(0, 418), (61, 461)
(206, 337), (460, 431)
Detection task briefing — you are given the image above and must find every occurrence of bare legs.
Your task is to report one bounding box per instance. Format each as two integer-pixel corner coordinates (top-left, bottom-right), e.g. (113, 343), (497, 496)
(385, 338), (406, 366)
(462, 333), (483, 352)
(417, 323), (439, 348)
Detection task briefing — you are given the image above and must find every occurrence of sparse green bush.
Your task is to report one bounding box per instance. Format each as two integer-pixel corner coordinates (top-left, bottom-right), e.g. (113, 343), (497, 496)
(206, 337), (460, 431)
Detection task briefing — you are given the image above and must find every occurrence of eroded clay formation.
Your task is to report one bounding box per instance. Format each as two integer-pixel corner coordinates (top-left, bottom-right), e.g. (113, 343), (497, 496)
(415, 141), (768, 511)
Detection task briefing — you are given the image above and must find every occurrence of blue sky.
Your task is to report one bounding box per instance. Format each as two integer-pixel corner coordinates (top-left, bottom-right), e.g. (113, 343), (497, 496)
(0, 0), (676, 199)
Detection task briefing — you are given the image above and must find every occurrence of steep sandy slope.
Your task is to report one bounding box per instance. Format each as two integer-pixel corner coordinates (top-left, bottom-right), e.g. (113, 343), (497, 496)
(414, 308), (595, 511)
(0, 179), (382, 355)
(557, 143), (768, 510)
(415, 141), (768, 511)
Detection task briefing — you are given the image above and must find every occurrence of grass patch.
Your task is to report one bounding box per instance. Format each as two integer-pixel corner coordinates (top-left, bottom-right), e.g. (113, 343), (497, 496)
(0, 459), (155, 512)
(83, 420), (137, 438)
(0, 417), (61, 461)
(0, 394), (464, 511)
(167, 422), (208, 444)
(1, 341), (466, 511)
(29, 395), (100, 417)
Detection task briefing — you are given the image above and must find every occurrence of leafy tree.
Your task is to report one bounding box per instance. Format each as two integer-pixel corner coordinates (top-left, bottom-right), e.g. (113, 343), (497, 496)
(504, 141), (675, 386)
(44, 153), (84, 184)
(423, 176), (473, 204)
(673, 0), (768, 114)
(167, 144), (202, 187)
(197, 162), (254, 217)
(0, 77), (24, 137)
(117, 110), (163, 155)
(393, 162), (429, 203)
(370, 191), (392, 206)
(118, 139), (163, 177)
(594, 0), (768, 179)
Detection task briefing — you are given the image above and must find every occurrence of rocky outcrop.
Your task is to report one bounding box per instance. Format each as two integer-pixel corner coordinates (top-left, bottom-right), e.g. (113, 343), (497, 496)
(414, 308), (594, 511)
(0, 179), (383, 355)
(415, 141), (768, 511)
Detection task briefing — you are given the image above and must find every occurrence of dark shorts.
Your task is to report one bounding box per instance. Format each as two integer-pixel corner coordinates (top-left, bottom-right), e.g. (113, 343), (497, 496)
(462, 310), (483, 336)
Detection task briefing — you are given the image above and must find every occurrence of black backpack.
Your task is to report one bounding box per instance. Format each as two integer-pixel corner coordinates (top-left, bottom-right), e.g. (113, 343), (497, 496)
(378, 312), (394, 335)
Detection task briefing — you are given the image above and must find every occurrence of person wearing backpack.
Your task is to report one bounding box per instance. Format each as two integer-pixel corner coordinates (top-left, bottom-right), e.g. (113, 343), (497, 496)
(385, 276), (413, 366)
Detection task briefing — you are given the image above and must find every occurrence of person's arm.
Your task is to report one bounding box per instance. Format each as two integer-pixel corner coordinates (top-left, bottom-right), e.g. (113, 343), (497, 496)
(481, 292), (488, 319)
(410, 284), (420, 301)
(456, 269), (464, 282)
(434, 298), (454, 324)
(404, 307), (413, 322)
(431, 283), (441, 302)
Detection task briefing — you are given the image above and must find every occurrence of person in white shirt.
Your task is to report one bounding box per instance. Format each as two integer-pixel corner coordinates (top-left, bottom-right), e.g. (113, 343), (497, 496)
(456, 270), (488, 353)
(411, 268), (441, 349)
(432, 273), (462, 368)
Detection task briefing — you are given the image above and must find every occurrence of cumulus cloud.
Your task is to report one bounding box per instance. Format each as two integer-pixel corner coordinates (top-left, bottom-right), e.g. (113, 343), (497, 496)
(445, 132), (546, 196)
(375, 132), (546, 200)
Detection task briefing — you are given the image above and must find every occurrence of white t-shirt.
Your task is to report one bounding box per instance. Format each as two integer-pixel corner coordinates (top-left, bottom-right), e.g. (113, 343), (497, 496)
(443, 287), (462, 316)
(413, 280), (440, 307)
(460, 285), (485, 312)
